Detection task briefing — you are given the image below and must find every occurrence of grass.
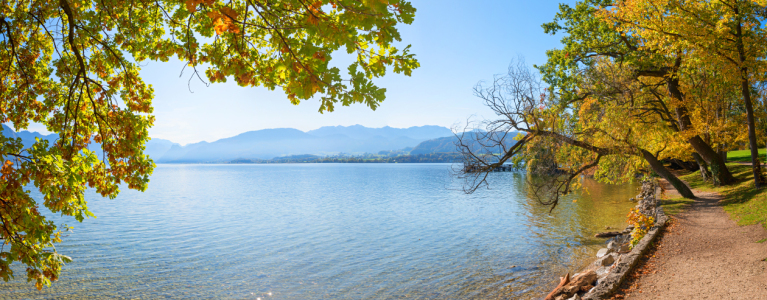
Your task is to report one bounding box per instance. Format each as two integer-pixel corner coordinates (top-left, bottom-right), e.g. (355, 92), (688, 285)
(678, 163), (767, 230)
(659, 195), (695, 216)
(727, 149), (767, 162)
(757, 238), (767, 243)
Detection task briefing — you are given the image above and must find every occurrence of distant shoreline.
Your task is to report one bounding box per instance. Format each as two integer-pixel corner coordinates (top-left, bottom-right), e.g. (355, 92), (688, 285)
(156, 153), (464, 164)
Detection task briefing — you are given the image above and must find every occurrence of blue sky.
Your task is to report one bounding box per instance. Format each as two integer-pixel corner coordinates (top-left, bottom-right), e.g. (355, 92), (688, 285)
(29, 0), (576, 145)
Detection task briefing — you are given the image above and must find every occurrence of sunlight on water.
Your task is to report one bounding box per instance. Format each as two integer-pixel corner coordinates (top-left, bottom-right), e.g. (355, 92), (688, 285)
(0, 164), (638, 299)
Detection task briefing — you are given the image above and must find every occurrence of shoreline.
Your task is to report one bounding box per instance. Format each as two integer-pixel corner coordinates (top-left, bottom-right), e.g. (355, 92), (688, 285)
(544, 180), (668, 300)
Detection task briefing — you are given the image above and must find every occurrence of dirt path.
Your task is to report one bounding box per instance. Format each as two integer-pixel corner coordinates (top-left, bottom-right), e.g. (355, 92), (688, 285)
(618, 180), (767, 299)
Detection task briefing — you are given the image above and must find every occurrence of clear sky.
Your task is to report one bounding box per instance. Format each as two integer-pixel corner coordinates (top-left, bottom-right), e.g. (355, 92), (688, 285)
(27, 0), (576, 145)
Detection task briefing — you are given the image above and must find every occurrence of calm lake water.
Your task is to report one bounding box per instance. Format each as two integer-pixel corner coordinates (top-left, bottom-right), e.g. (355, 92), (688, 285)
(0, 164), (638, 299)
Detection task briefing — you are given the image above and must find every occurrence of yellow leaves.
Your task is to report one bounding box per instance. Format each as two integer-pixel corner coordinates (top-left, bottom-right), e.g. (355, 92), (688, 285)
(627, 208), (655, 248)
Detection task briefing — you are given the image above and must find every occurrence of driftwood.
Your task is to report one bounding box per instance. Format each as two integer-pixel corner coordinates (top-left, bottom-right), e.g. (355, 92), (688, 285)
(594, 231), (622, 238)
(544, 271), (597, 300)
(544, 273), (570, 300)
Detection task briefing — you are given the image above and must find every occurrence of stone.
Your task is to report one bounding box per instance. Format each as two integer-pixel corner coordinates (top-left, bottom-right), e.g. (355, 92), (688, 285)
(616, 234), (630, 244)
(596, 248), (613, 258)
(595, 265), (611, 278)
(618, 243), (631, 253)
(629, 197), (636, 202)
(567, 294), (582, 300)
(599, 253), (616, 266)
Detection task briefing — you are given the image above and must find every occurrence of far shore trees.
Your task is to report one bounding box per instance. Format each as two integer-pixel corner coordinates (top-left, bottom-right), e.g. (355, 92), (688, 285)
(0, 0), (419, 289)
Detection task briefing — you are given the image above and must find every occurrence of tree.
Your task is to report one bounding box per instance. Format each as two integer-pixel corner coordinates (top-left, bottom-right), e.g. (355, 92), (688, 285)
(537, 0), (737, 185)
(456, 60), (695, 212)
(0, 0), (418, 289)
(605, 0), (767, 186)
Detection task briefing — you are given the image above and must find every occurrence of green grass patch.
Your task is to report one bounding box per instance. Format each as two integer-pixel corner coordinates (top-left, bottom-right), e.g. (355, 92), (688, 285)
(727, 149), (767, 162)
(757, 238), (767, 243)
(679, 163), (767, 230)
(659, 195), (695, 216)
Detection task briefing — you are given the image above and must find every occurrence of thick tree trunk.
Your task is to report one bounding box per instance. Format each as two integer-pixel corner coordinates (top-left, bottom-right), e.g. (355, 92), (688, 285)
(669, 98), (736, 185)
(637, 57), (734, 185)
(692, 152), (713, 184)
(719, 149), (727, 163)
(735, 20), (765, 187)
(642, 150), (695, 199)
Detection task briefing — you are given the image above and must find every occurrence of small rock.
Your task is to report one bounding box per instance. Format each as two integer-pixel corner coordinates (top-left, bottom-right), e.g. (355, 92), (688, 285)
(618, 243), (631, 253)
(596, 248), (613, 258)
(607, 241), (618, 251)
(629, 197), (635, 202)
(595, 265), (611, 278)
(567, 294), (582, 300)
(599, 253), (616, 266)
(605, 226), (612, 230)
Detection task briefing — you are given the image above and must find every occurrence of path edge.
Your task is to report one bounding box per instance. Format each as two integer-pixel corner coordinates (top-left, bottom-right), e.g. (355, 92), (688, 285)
(582, 183), (669, 300)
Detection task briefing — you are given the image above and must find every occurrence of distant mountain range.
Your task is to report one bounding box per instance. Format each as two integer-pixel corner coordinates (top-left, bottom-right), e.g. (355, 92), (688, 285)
(155, 125), (455, 162)
(1, 124), (462, 163)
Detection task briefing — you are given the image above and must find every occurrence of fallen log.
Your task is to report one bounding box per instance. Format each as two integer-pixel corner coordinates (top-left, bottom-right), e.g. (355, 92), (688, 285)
(594, 231), (622, 238)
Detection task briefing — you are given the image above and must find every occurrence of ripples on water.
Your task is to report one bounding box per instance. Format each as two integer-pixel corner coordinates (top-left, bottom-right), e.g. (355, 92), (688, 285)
(0, 164), (638, 299)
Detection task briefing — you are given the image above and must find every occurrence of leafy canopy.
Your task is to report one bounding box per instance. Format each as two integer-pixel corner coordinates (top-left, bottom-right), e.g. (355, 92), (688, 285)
(0, 0), (418, 289)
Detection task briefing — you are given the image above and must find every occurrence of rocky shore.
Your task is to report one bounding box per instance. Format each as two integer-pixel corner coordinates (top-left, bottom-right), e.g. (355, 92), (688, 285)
(544, 180), (668, 300)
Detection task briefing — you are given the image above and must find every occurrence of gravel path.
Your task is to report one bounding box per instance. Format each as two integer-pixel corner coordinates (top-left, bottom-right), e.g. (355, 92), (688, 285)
(619, 180), (767, 299)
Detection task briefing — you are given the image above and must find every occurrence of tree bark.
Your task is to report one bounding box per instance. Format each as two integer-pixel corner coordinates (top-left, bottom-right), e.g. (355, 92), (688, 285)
(636, 58), (735, 185)
(669, 93), (736, 185)
(642, 150), (695, 199)
(692, 152), (713, 184)
(735, 16), (765, 188)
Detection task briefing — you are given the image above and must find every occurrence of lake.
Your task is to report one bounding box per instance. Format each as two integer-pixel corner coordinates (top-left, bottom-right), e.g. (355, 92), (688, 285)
(0, 164), (638, 299)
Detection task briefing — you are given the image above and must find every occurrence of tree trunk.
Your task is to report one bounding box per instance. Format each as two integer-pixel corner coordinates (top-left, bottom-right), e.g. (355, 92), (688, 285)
(719, 148), (727, 163)
(692, 152), (713, 184)
(669, 99), (736, 186)
(642, 150), (695, 199)
(638, 57), (734, 185)
(735, 17), (765, 188)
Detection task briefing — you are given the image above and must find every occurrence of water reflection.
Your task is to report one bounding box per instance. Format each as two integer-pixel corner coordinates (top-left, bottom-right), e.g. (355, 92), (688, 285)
(0, 164), (638, 299)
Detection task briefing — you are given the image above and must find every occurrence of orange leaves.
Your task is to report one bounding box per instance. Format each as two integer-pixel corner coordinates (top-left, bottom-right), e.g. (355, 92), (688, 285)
(308, 1), (324, 14)
(1, 161), (13, 180)
(184, 0), (215, 13)
(206, 7), (240, 35)
(313, 51), (326, 62)
(307, 14), (320, 25)
(306, 1), (325, 25)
